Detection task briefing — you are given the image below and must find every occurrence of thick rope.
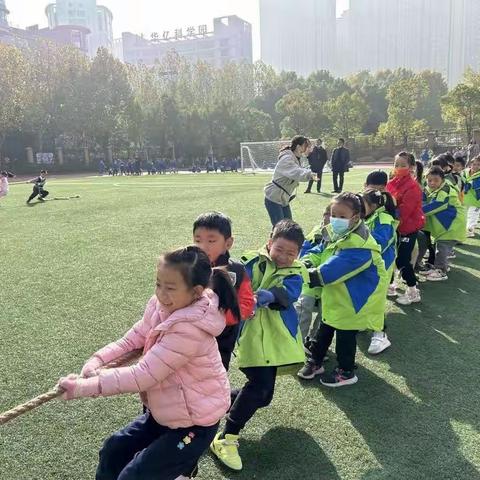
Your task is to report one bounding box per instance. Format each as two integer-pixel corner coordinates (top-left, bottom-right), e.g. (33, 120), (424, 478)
(0, 349), (142, 426)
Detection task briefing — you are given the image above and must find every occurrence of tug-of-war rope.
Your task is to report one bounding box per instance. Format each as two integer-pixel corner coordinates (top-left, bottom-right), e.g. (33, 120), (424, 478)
(0, 349), (143, 426)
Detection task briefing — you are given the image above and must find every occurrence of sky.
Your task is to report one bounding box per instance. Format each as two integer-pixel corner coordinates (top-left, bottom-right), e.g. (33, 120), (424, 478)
(8, 0), (350, 60)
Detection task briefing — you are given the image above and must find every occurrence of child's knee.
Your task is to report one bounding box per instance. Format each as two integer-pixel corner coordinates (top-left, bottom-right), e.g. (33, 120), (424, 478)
(253, 385), (275, 408)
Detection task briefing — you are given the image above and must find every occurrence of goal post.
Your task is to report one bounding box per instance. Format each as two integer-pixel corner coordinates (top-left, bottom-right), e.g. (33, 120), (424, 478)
(240, 139), (330, 174)
(240, 140), (291, 173)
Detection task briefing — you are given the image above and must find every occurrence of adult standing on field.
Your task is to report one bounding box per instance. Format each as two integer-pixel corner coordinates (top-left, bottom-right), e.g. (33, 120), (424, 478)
(331, 138), (350, 193)
(264, 135), (317, 226)
(305, 138), (328, 194)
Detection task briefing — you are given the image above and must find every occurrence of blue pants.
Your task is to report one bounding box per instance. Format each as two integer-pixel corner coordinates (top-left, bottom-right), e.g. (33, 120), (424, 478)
(264, 197), (292, 227)
(96, 410), (219, 480)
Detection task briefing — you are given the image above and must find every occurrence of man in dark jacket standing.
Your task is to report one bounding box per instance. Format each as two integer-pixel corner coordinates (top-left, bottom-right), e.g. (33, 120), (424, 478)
(331, 138), (350, 193)
(305, 138), (328, 194)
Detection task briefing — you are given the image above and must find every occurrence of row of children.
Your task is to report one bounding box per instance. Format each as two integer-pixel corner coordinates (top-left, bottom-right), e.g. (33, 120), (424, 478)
(19, 154), (480, 479)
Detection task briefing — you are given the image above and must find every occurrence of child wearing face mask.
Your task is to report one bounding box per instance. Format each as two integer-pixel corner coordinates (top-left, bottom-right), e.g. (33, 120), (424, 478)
(386, 152), (425, 306)
(297, 193), (388, 387)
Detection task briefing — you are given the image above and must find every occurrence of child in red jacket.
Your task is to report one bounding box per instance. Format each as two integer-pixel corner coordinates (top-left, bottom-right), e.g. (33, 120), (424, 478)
(386, 152), (425, 305)
(193, 212), (255, 370)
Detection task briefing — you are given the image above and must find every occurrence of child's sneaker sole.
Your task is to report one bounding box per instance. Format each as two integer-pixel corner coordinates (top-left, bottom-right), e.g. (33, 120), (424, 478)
(426, 275), (448, 282)
(320, 375), (358, 388)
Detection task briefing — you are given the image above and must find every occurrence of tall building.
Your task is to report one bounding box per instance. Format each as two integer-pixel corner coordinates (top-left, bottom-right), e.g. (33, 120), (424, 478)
(336, 0), (480, 86)
(0, 0), (9, 27)
(45, 0), (113, 56)
(122, 16), (252, 68)
(259, 0), (336, 77)
(0, 0), (89, 53)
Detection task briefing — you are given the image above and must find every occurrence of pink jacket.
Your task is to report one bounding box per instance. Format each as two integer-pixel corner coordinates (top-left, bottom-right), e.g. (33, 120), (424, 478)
(82, 291), (230, 428)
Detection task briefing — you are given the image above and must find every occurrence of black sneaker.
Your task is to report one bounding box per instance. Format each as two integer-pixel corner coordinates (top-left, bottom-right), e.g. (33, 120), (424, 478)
(320, 368), (358, 387)
(297, 361), (324, 380)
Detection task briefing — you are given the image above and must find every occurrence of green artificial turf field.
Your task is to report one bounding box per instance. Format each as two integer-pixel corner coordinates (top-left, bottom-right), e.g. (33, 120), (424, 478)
(1, 170), (479, 480)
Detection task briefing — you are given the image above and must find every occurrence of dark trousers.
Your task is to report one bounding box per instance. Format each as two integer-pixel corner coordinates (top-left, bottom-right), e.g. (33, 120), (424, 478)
(310, 322), (358, 372)
(417, 230), (436, 266)
(217, 324), (240, 371)
(333, 171), (345, 192)
(305, 175), (322, 193)
(396, 232), (418, 287)
(27, 186), (49, 202)
(264, 197), (292, 227)
(96, 410), (218, 480)
(225, 366), (277, 435)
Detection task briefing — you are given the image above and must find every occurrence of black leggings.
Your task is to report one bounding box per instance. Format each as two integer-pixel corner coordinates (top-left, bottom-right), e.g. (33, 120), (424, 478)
(396, 232), (418, 287)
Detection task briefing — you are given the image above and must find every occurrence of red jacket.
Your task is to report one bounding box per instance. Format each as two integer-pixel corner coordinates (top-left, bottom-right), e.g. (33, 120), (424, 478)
(387, 174), (425, 235)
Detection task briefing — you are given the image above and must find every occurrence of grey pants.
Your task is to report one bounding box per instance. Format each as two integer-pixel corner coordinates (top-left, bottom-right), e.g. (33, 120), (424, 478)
(295, 294), (322, 341)
(435, 240), (457, 272)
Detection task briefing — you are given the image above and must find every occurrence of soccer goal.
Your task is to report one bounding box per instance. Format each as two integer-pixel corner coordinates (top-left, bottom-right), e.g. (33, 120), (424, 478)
(240, 139), (330, 174)
(240, 140), (291, 173)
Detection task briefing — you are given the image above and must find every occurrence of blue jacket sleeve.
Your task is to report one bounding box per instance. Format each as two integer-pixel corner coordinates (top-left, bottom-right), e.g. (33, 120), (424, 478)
(371, 224), (395, 254)
(423, 198), (449, 216)
(300, 240), (314, 258)
(268, 274), (304, 310)
(319, 248), (372, 286)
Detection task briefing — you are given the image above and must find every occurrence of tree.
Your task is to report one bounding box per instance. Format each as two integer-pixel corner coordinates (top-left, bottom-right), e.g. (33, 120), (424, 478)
(441, 83), (480, 140)
(379, 77), (429, 146)
(0, 44), (28, 156)
(325, 92), (370, 139)
(275, 89), (315, 137)
(22, 42), (90, 151)
(84, 48), (133, 150)
(238, 107), (275, 142)
(415, 71), (448, 130)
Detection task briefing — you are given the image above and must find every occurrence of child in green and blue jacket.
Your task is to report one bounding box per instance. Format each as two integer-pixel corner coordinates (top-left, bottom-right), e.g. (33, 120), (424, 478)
(210, 220), (307, 472)
(298, 193), (388, 387)
(362, 189), (398, 355)
(421, 166), (466, 281)
(465, 155), (480, 237)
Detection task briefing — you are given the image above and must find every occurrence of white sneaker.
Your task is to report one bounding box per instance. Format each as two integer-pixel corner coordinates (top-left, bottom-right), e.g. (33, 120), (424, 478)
(396, 287), (421, 306)
(368, 332), (391, 355)
(425, 269), (448, 282)
(387, 284), (397, 297)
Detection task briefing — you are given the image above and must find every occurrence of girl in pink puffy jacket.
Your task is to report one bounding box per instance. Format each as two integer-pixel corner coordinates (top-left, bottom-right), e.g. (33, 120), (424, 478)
(59, 246), (240, 480)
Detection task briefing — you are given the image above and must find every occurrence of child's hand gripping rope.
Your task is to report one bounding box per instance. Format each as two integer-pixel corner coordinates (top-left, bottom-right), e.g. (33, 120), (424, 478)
(0, 349), (142, 426)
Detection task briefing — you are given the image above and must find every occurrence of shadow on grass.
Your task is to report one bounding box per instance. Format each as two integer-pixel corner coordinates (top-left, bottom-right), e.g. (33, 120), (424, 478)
(350, 266), (480, 478)
(209, 426), (340, 480)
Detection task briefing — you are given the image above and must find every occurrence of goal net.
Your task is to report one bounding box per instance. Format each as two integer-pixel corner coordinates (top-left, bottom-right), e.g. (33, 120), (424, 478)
(240, 140), (292, 173)
(240, 140), (330, 174)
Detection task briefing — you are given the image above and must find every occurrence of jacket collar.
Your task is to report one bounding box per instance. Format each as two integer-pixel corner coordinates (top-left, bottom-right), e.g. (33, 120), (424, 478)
(214, 251), (230, 267)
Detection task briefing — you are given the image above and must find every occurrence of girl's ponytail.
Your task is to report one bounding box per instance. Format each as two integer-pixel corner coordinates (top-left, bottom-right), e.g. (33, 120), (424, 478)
(211, 268), (241, 323)
(381, 191), (397, 218)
